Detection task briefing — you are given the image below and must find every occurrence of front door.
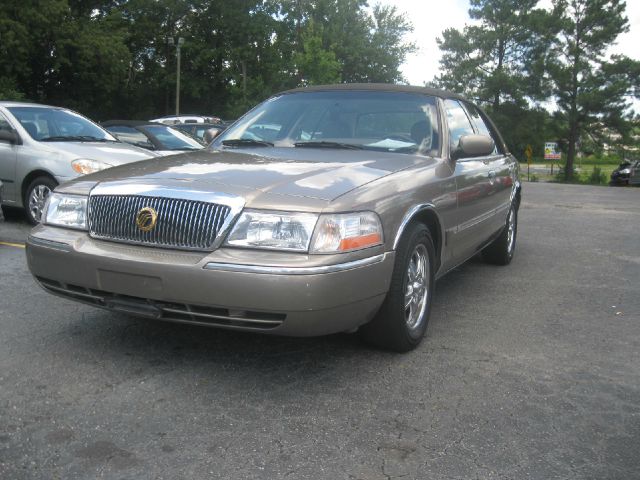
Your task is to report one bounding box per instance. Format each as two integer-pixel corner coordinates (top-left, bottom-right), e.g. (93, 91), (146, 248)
(444, 99), (496, 263)
(0, 111), (18, 203)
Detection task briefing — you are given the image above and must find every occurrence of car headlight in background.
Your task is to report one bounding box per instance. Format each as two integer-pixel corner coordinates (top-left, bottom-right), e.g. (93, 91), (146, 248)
(71, 158), (113, 175)
(619, 168), (631, 175)
(226, 210), (319, 251)
(310, 212), (383, 253)
(44, 193), (88, 230)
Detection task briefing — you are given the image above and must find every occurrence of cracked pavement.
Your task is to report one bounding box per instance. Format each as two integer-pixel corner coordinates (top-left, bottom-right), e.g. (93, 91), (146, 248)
(0, 183), (639, 479)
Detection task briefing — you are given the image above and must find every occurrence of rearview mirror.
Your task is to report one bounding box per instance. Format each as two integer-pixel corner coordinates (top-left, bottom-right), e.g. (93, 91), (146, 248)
(135, 141), (156, 150)
(452, 134), (495, 161)
(0, 130), (18, 144)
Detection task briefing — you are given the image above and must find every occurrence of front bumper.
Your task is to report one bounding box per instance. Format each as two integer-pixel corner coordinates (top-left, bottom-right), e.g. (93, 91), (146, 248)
(26, 226), (395, 336)
(610, 175), (629, 186)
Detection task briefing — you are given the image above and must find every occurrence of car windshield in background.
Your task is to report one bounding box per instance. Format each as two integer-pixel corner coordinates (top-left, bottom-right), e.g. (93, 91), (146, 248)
(7, 107), (116, 142)
(144, 125), (204, 150)
(217, 91), (440, 156)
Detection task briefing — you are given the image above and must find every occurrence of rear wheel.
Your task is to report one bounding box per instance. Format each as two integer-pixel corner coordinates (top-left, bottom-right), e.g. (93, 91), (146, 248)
(360, 223), (435, 352)
(483, 202), (517, 265)
(24, 176), (57, 225)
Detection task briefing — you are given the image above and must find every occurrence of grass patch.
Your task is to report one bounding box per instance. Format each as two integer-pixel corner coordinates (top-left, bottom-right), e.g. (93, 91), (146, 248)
(519, 163), (618, 185)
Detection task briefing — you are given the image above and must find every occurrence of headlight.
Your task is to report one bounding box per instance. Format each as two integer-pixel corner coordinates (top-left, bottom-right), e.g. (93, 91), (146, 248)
(310, 212), (383, 253)
(619, 168), (631, 174)
(71, 158), (112, 175)
(44, 193), (88, 230)
(226, 210), (318, 251)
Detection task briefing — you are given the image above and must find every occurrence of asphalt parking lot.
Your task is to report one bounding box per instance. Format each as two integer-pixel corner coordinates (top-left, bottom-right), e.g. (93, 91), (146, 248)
(1, 182), (639, 480)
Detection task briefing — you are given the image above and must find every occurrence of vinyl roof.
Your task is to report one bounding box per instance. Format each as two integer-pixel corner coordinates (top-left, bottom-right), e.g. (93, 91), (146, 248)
(281, 83), (466, 100)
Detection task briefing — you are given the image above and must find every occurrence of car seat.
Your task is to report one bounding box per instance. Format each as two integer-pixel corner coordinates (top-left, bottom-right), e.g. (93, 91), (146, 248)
(410, 119), (431, 147)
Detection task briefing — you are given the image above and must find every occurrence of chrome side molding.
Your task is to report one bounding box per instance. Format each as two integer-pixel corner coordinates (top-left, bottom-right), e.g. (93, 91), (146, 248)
(203, 253), (387, 275)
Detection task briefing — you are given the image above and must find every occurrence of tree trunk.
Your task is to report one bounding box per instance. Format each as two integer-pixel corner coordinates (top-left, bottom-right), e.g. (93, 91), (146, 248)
(566, 19), (581, 182)
(566, 121), (577, 181)
(493, 36), (505, 109)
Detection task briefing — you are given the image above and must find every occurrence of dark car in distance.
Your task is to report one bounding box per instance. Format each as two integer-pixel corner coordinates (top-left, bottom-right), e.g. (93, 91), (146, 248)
(610, 159), (640, 186)
(102, 120), (203, 155)
(27, 84), (521, 352)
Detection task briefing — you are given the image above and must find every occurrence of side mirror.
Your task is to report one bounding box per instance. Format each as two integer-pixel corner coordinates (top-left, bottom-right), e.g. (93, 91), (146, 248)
(0, 130), (18, 144)
(452, 134), (495, 161)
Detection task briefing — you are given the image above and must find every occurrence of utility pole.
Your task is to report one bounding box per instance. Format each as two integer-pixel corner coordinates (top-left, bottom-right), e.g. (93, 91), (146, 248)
(167, 37), (185, 116)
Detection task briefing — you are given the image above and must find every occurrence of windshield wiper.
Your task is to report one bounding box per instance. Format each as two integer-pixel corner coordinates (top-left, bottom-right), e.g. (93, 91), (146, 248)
(40, 135), (114, 142)
(294, 141), (363, 150)
(222, 138), (274, 147)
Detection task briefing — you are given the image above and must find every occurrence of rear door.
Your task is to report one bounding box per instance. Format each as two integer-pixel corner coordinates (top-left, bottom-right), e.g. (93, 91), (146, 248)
(0, 110), (18, 203)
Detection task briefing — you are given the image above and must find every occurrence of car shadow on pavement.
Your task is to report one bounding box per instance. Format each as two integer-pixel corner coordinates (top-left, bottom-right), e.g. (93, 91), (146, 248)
(22, 250), (488, 402)
(48, 255), (481, 366)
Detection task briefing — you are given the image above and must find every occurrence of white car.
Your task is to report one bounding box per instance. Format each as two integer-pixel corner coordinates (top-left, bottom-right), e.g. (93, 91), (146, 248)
(0, 102), (159, 223)
(150, 114), (221, 125)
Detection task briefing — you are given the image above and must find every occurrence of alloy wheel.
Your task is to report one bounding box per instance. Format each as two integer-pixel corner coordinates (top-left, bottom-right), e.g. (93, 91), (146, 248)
(28, 184), (52, 223)
(404, 244), (430, 330)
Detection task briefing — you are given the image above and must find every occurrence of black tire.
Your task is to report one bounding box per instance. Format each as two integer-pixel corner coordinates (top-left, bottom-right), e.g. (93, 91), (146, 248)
(483, 202), (518, 265)
(360, 223), (436, 352)
(24, 176), (57, 225)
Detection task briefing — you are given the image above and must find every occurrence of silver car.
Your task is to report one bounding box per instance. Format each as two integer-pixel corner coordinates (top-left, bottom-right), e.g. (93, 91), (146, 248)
(0, 102), (158, 224)
(26, 85), (521, 352)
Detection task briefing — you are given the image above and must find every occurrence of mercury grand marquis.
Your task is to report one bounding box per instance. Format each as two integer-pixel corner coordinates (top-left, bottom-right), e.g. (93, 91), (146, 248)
(26, 84), (521, 352)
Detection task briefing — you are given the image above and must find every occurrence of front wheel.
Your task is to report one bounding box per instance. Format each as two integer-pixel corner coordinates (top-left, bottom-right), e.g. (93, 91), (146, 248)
(483, 202), (518, 265)
(360, 223), (435, 352)
(24, 176), (57, 225)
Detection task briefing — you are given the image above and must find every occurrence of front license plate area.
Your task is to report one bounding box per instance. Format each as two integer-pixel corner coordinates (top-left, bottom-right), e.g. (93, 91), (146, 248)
(97, 269), (163, 297)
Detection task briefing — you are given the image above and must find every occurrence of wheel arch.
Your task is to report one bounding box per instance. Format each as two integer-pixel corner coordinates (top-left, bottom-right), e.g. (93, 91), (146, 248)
(21, 170), (58, 205)
(512, 180), (522, 209)
(392, 204), (444, 273)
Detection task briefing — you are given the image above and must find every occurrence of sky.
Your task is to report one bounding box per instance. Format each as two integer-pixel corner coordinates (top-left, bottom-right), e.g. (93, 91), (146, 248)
(384, 0), (640, 87)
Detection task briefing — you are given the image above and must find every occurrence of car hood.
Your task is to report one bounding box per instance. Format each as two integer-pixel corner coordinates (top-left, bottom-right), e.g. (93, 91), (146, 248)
(44, 141), (158, 165)
(60, 148), (432, 203)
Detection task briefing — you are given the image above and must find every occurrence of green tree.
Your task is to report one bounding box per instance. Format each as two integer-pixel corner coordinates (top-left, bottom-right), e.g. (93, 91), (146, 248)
(435, 0), (549, 107)
(547, 0), (640, 180)
(293, 24), (341, 86)
(283, 0), (414, 84)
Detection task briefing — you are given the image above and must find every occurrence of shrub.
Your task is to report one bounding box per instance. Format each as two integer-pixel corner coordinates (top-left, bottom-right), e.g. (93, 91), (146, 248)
(588, 166), (607, 185)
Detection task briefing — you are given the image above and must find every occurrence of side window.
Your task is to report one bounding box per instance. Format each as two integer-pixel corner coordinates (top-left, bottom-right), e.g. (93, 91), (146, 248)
(465, 104), (501, 154)
(444, 99), (475, 153)
(105, 125), (149, 145)
(0, 112), (12, 133)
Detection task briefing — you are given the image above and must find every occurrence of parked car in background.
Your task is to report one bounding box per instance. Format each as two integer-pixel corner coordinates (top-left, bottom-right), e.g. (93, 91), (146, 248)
(0, 180), (4, 222)
(610, 159), (640, 186)
(102, 120), (204, 155)
(26, 84), (520, 352)
(0, 102), (158, 224)
(150, 114), (221, 125)
(172, 122), (226, 144)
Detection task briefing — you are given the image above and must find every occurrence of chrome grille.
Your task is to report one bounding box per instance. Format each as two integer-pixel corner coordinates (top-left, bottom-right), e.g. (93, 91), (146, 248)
(88, 195), (231, 250)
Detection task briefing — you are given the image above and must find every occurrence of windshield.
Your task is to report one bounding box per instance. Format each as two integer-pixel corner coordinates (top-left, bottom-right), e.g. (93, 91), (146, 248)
(144, 125), (204, 150)
(215, 90), (440, 156)
(7, 106), (116, 142)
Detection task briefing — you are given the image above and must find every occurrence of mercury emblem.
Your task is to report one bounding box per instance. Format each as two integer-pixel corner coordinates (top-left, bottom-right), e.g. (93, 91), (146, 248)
(135, 207), (158, 232)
